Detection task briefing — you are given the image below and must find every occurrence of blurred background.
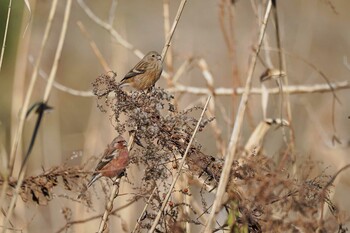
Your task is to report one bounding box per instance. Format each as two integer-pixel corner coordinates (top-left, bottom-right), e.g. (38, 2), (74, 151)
(0, 0), (349, 232)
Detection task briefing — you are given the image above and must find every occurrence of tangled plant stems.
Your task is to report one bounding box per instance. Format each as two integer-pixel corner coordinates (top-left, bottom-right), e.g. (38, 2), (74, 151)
(2, 72), (347, 233)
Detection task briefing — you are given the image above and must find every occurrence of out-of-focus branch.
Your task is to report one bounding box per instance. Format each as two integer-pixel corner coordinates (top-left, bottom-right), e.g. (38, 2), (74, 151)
(0, 0), (12, 72)
(40, 70), (350, 98)
(2, 0), (58, 230)
(271, 1), (295, 156)
(168, 81), (350, 96)
(77, 0), (171, 79)
(42, 1), (71, 102)
(77, 21), (111, 72)
(3, 0), (68, 232)
(55, 198), (139, 233)
(28, 56), (93, 97)
(108, 0), (118, 25)
(77, 0), (142, 57)
(198, 59), (226, 156)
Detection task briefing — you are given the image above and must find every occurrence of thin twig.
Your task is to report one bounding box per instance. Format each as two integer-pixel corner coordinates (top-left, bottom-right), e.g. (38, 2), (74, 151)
(76, 21), (111, 72)
(28, 55), (93, 97)
(203, 1), (273, 232)
(43, 0), (72, 102)
(77, 0), (141, 56)
(272, 1), (296, 158)
(77, 0), (170, 79)
(162, 0), (174, 80)
(96, 179), (121, 233)
(55, 198), (139, 233)
(262, 47), (341, 103)
(149, 96), (211, 233)
(172, 58), (193, 83)
(0, 110), (10, 231)
(0, 0), (12, 72)
(131, 186), (157, 233)
(160, 0), (187, 62)
(198, 59), (225, 156)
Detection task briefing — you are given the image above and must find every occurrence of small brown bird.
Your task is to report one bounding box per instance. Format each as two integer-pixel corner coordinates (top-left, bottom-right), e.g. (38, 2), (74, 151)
(119, 51), (163, 90)
(86, 135), (129, 188)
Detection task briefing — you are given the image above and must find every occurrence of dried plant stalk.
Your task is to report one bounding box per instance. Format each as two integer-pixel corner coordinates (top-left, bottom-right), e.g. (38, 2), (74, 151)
(204, 1), (273, 231)
(149, 96), (210, 232)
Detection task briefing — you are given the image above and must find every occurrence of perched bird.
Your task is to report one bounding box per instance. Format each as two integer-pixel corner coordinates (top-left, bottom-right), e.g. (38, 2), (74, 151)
(86, 135), (129, 189)
(119, 51), (163, 90)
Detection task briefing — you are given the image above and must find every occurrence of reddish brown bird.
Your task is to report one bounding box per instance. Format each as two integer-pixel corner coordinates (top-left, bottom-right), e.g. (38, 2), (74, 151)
(86, 135), (129, 188)
(119, 51), (163, 90)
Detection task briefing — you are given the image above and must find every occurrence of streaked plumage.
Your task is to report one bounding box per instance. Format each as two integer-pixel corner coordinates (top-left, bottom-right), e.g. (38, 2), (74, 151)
(119, 51), (163, 90)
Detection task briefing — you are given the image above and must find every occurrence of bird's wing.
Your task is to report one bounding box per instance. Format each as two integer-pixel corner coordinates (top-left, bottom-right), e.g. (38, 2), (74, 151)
(121, 60), (148, 82)
(95, 147), (118, 171)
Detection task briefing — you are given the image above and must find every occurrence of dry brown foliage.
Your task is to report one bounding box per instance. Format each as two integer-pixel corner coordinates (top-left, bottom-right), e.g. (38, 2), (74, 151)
(3, 71), (347, 232)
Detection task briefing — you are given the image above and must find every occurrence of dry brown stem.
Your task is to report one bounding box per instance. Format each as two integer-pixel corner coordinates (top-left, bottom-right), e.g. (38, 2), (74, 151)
(204, 1), (273, 231)
(149, 96), (210, 232)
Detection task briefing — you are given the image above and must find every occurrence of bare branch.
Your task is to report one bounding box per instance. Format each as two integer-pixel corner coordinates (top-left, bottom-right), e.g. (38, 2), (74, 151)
(168, 81), (350, 96)
(3, 0), (60, 231)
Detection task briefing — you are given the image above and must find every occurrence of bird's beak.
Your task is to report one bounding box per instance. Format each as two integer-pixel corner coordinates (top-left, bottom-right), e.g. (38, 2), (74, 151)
(157, 55), (161, 61)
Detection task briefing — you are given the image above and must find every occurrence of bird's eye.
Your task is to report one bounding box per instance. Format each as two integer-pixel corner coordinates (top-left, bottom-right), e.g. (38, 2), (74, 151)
(151, 54), (155, 57)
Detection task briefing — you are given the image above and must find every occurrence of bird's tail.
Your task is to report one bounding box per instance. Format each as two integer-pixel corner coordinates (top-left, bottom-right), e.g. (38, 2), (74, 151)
(86, 173), (102, 188)
(77, 173), (102, 199)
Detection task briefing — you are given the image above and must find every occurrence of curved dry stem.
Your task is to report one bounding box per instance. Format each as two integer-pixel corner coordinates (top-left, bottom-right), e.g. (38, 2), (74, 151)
(28, 55), (94, 97)
(77, 0), (171, 80)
